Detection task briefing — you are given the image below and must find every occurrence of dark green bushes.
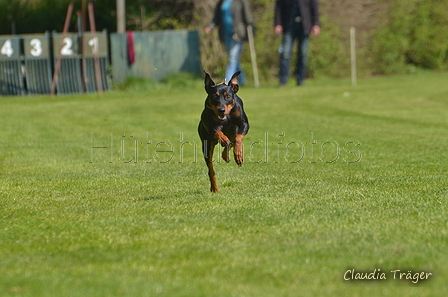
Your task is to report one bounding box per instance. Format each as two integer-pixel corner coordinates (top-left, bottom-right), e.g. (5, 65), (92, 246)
(370, 0), (448, 74)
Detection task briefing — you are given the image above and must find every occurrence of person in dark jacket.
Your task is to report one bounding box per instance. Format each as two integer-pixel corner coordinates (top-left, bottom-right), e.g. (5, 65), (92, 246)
(275, 0), (320, 86)
(205, 0), (254, 85)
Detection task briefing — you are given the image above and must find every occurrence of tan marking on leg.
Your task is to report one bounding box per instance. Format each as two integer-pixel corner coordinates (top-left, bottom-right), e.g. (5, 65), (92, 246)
(234, 134), (244, 166)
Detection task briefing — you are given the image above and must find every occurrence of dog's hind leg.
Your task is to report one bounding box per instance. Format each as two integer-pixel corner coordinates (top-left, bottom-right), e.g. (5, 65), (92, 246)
(203, 140), (218, 192)
(207, 161), (218, 193)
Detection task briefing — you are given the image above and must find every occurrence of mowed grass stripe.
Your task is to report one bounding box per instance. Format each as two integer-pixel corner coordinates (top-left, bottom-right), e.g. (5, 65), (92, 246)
(0, 72), (447, 296)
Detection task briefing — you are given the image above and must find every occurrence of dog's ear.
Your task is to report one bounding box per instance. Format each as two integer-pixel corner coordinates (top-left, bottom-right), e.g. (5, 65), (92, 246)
(204, 71), (215, 94)
(229, 71), (241, 93)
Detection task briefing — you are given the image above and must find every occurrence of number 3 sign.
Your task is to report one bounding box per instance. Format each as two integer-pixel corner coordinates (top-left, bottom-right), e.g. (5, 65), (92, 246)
(23, 34), (50, 59)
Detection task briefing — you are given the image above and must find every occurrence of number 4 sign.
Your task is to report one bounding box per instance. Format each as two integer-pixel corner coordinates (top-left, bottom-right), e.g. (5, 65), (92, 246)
(1, 39), (14, 57)
(0, 37), (21, 60)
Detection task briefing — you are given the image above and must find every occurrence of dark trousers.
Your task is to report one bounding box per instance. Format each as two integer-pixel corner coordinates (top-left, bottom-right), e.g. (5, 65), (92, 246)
(278, 21), (309, 85)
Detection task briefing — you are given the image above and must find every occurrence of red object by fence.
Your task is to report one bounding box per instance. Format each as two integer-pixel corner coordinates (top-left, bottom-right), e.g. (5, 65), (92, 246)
(126, 31), (135, 65)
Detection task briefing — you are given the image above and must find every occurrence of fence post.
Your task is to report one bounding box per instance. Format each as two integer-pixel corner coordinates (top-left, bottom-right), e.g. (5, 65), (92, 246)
(350, 26), (357, 87)
(51, 1), (74, 97)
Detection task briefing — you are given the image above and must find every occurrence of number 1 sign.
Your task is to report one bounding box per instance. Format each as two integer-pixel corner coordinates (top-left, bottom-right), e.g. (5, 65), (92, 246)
(83, 33), (107, 58)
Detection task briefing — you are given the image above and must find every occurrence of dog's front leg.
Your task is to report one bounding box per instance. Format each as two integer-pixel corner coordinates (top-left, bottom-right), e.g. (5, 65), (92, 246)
(233, 134), (244, 166)
(215, 130), (231, 163)
(215, 130), (230, 147)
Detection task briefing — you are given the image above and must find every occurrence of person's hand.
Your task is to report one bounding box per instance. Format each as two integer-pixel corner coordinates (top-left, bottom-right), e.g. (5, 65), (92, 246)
(205, 26), (212, 34)
(311, 25), (320, 37)
(274, 25), (283, 35)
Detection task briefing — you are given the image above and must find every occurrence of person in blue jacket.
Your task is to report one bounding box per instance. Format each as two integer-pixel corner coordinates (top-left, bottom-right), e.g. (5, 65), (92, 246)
(205, 0), (254, 85)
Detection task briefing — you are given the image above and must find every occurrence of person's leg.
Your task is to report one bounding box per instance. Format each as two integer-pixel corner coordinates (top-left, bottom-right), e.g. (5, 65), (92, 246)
(295, 24), (309, 86)
(278, 30), (295, 86)
(235, 51), (245, 85)
(225, 36), (244, 84)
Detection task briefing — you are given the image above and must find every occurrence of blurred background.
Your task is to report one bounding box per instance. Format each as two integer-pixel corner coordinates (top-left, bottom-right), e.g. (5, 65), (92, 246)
(0, 0), (447, 83)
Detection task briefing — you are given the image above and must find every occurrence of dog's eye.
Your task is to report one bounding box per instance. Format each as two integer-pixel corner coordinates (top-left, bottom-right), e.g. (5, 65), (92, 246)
(226, 94), (231, 99)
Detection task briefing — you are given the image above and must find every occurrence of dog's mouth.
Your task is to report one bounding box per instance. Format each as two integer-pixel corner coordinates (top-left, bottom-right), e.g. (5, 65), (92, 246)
(217, 115), (227, 121)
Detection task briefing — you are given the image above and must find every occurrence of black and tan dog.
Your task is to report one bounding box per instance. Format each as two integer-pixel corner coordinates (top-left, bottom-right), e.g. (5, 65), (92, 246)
(198, 71), (250, 192)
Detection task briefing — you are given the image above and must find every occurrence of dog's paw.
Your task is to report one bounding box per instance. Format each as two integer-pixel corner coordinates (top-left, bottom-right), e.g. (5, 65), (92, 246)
(222, 146), (231, 163)
(216, 131), (230, 146)
(234, 147), (244, 166)
(219, 138), (231, 147)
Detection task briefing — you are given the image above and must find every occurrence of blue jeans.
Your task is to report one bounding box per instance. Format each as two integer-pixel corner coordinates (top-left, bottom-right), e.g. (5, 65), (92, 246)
(279, 21), (309, 85)
(223, 33), (245, 85)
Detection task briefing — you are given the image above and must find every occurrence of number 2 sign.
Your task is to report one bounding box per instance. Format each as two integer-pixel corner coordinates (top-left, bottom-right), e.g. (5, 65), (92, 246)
(52, 33), (79, 58)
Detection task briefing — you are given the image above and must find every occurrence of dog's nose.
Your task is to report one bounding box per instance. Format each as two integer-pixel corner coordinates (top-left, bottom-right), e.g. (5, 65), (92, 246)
(217, 107), (226, 114)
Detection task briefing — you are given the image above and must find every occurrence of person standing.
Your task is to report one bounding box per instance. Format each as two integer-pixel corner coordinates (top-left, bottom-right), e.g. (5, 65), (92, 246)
(275, 0), (321, 86)
(205, 0), (254, 85)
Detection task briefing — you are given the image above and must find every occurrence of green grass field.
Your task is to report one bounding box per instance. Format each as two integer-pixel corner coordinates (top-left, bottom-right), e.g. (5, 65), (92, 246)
(1, 72), (447, 296)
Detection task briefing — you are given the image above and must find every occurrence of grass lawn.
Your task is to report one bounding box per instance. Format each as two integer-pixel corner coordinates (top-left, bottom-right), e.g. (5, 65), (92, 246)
(1, 72), (447, 296)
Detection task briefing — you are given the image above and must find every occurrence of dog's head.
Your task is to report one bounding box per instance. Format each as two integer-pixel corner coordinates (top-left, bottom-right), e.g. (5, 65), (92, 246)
(204, 71), (240, 121)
